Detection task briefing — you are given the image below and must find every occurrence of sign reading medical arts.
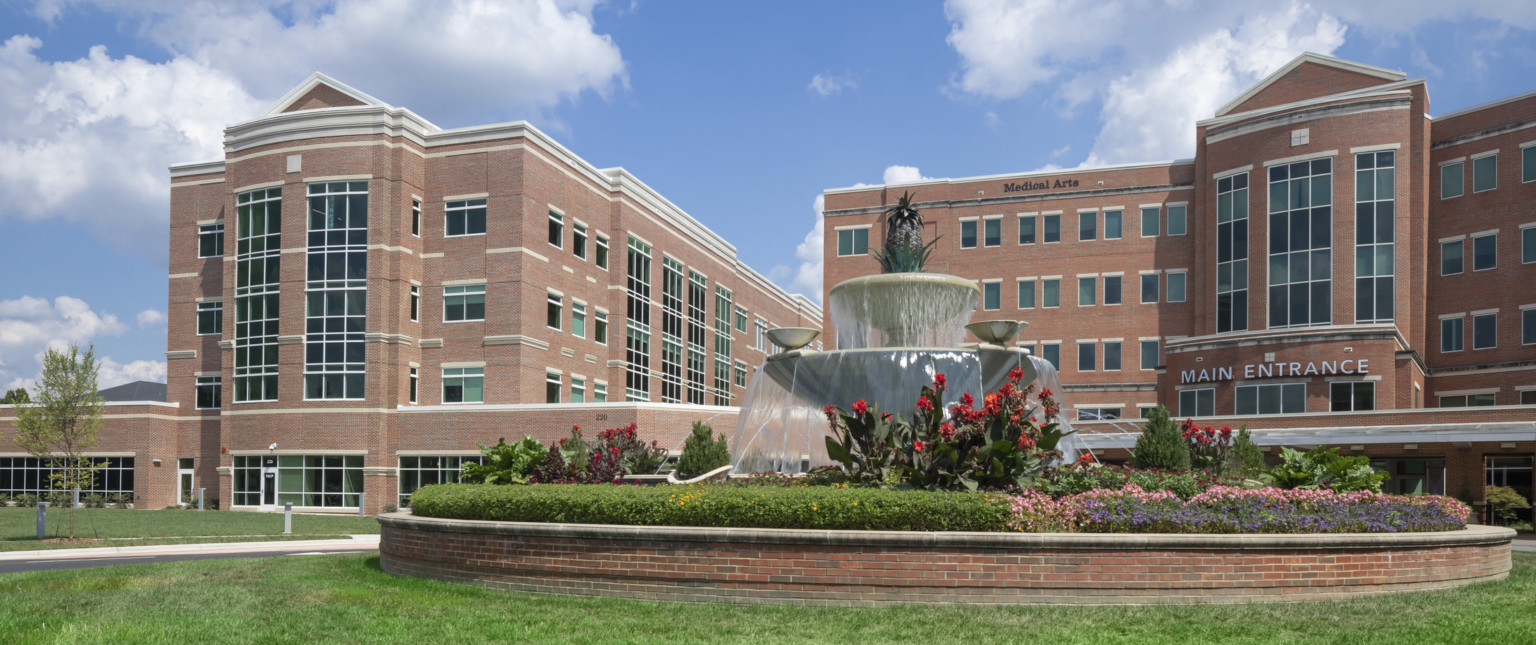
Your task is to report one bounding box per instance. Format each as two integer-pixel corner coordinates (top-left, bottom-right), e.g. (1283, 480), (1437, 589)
(1181, 359), (1370, 384)
(1003, 178), (1080, 193)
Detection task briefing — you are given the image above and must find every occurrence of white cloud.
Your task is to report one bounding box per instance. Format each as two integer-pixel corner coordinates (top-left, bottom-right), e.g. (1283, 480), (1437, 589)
(808, 72), (857, 96)
(136, 309), (166, 329)
(1, 0), (628, 262)
(882, 165), (932, 185)
(0, 295), (160, 391)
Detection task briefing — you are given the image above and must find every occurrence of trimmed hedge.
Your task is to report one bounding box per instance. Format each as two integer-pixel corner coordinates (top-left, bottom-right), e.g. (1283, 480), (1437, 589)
(409, 483), (1014, 532)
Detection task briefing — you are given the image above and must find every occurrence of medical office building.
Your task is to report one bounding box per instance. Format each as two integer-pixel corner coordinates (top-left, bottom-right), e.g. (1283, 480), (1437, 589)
(822, 53), (1536, 508)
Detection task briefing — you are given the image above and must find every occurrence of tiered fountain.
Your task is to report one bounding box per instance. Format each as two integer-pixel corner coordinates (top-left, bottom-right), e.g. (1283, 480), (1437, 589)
(730, 193), (1071, 473)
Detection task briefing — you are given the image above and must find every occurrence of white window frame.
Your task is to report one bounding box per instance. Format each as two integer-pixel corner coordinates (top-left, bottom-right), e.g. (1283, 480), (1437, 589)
(443, 284), (486, 323)
(959, 216), (979, 249)
(1017, 277), (1036, 310)
(1440, 313), (1465, 353)
(982, 214), (1004, 247)
(835, 225), (871, 257)
(195, 376), (221, 410)
(547, 291), (563, 331)
(444, 198), (487, 237)
(1441, 236), (1465, 276)
(981, 279), (1002, 311)
(442, 366), (485, 405)
(1472, 150), (1498, 194)
(1440, 158), (1465, 200)
(409, 285), (419, 322)
(196, 301), (223, 336)
(198, 223), (224, 258)
(411, 198), (421, 237)
(548, 207), (564, 249)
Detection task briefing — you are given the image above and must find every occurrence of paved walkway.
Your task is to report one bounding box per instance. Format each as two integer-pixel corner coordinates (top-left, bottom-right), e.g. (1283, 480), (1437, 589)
(1513, 537), (1536, 553)
(0, 534), (379, 574)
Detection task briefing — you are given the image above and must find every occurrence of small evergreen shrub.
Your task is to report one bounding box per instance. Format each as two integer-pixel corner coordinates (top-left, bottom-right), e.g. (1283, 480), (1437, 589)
(1486, 485), (1531, 526)
(44, 491), (72, 507)
(674, 421), (730, 478)
(1228, 427), (1265, 476)
(1131, 405), (1190, 471)
(82, 494), (106, 508)
(16, 494), (39, 507)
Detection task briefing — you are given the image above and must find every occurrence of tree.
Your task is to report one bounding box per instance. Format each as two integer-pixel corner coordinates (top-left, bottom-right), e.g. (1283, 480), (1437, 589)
(1, 388), (28, 404)
(1130, 405), (1190, 471)
(13, 344), (106, 539)
(675, 421), (730, 477)
(1228, 426), (1266, 477)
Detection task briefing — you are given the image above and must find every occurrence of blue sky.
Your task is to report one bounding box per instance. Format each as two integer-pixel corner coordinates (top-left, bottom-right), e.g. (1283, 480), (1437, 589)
(1, 0), (1533, 389)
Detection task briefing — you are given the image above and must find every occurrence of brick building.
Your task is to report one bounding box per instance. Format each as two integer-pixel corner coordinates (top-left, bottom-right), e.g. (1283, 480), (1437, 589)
(822, 53), (1536, 506)
(1, 73), (820, 513)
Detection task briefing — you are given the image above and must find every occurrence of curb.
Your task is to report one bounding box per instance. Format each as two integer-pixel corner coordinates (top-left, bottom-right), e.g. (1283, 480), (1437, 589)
(0, 534), (380, 561)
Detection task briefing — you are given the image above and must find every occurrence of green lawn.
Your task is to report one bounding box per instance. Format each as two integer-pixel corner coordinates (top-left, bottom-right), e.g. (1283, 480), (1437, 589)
(0, 507), (379, 551)
(1, 551), (1533, 644)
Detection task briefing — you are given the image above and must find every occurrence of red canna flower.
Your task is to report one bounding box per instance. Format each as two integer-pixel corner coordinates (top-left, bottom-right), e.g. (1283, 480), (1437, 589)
(823, 404), (837, 422)
(851, 399), (868, 416)
(938, 422), (956, 439)
(1008, 367), (1025, 382)
(933, 373), (947, 390)
(957, 392), (974, 409)
(913, 441), (926, 453)
(1039, 388), (1052, 398)
(915, 396), (934, 412)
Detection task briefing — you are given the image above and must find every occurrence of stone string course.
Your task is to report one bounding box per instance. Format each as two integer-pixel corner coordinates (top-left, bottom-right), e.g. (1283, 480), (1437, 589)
(378, 513), (1514, 606)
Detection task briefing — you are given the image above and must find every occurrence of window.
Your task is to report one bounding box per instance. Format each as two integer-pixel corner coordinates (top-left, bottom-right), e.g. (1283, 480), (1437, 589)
(546, 371), (561, 403)
(595, 310), (609, 345)
(233, 187), (280, 403)
(1018, 280), (1035, 308)
(195, 376), (221, 410)
(408, 367), (417, 404)
(1524, 390), (1536, 406)
(1141, 206), (1159, 237)
(304, 181), (368, 401)
(198, 224), (224, 258)
(1167, 271), (1186, 303)
(1041, 343), (1060, 370)
(837, 228), (869, 256)
(1103, 341), (1121, 371)
(960, 220), (977, 248)
(984, 218), (1001, 246)
(1441, 393), (1496, 407)
(547, 292), (562, 330)
(1140, 274), (1158, 303)
(1355, 150), (1395, 324)
(660, 258), (684, 403)
(411, 199), (420, 237)
(1019, 216), (1036, 244)
(982, 282), (1001, 310)
(1104, 276), (1122, 305)
(573, 223), (588, 259)
(1078, 408), (1122, 421)
(1473, 233), (1497, 271)
(1486, 458), (1532, 515)
(1267, 157), (1332, 329)
(1078, 277), (1096, 306)
(626, 237), (652, 401)
(1525, 227), (1536, 264)
(1473, 153), (1497, 193)
(594, 382), (608, 402)
(1179, 388), (1215, 417)
(251, 455), (363, 508)
(1442, 316), (1464, 352)
(714, 286), (733, 405)
(445, 198), (486, 236)
(1474, 312), (1497, 349)
(443, 285), (485, 322)
(734, 361), (748, 387)
(687, 271), (707, 404)
(398, 456), (482, 506)
(1525, 308), (1535, 345)
(572, 377), (586, 403)
(197, 301), (223, 336)
(1105, 209), (1123, 239)
(548, 209), (563, 247)
(735, 306), (748, 333)
(1077, 342), (1096, 372)
(1330, 381), (1375, 412)
(1079, 212), (1097, 241)
(1441, 161), (1464, 199)
(1044, 214), (1061, 243)
(1140, 340), (1158, 370)
(595, 234), (609, 270)
(1236, 383), (1306, 414)
(1526, 145), (1536, 183)
(409, 286), (419, 322)
(573, 302), (587, 338)
(1042, 279), (1060, 307)
(0, 456), (134, 498)
(1442, 240), (1464, 275)
(443, 367), (484, 404)
(1167, 204), (1187, 236)
(1216, 173), (1249, 332)
(754, 317), (769, 352)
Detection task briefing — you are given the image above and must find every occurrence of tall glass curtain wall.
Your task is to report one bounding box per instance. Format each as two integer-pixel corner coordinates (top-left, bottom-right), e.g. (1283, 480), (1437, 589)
(1216, 174), (1249, 332)
(661, 258), (685, 403)
(305, 181), (368, 400)
(625, 237), (652, 401)
(0, 457), (135, 496)
(1355, 151), (1395, 323)
(1268, 159), (1333, 328)
(234, 188), (282, 402)
(714, 286), (733, 405)
(686, 271), (708, 404)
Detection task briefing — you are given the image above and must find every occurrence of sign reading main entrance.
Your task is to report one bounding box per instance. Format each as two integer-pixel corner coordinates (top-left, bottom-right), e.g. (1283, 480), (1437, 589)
(1181, 359), (1370, 385)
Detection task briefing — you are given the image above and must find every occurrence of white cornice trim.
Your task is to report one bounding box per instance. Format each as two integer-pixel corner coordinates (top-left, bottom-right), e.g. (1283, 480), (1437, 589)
(1199, 79), (1422, 129)
(824, 158), (1194, 195)
(1436, 87), (1536, 121)
(1213, 52), (1406, 118)
(256, 72), (402, 121)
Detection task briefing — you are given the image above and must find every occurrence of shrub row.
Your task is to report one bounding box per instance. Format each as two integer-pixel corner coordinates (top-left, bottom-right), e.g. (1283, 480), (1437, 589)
(409, 483), (1015, 532)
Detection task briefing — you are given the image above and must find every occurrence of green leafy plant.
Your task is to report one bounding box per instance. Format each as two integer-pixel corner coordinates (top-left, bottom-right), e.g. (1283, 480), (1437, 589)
(1485, 485), (1531, 527)
(559, 425), (590, 474)
(107, 492), (133, 508)
(591, 423), (667, 475)
(1182, 419), (1234, 475)
(675, 421), (731, 478)
(82, 494), (106, 508)
(1263, 446), (1386, 493)
(459, 435), (548, 485)
(15, 494), (39, 507)
(872, 191), (941, 273)
(1130, 405), (1190, 471)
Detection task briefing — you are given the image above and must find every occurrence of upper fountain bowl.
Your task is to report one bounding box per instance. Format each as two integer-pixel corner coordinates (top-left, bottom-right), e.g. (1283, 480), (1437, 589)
(827, 273), (981, 348)
(766, 327), (820, 352)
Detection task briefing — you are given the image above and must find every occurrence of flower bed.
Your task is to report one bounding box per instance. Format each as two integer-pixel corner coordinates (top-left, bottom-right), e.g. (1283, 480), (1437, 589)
(410, 482), (1470, 534)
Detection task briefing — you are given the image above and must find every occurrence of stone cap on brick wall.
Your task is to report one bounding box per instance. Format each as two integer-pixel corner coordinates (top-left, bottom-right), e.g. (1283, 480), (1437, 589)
(380, 512), (1513, 551)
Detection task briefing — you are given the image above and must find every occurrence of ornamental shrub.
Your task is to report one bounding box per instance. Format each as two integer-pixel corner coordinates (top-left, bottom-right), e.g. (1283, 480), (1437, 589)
(410, 483), (1015, 532)
(1485, 485), (1531, 526)
(1130, 405), (1190, 471)
(593, 424), (667, 475)
(1228, 427), (1265, 477)
(1036, 463), (1240, 500)
(15, 493), (39, 507)
(1264, 446), (1386, 493)
(1181, 419), (1234, 475)
(460, 435), (547, 485)
(675, 421), (730, 478)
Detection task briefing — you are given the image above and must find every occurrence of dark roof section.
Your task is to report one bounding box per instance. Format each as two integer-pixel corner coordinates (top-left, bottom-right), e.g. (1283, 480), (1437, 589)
(97, 381), (167, 403)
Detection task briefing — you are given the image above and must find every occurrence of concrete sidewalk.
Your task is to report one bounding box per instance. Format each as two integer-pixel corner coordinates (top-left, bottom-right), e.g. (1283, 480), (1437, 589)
(1513, 537), (1536, 553)
(0, 534), (379, 561)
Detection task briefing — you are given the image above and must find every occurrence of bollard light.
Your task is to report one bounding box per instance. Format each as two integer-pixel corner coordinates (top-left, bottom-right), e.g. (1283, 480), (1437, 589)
(36, 502), (47, 539)
(198, 487), (205, 511)
(358, 492), (366, 518)
(73, 488), (80, 509)
(284, 502), (292, 534)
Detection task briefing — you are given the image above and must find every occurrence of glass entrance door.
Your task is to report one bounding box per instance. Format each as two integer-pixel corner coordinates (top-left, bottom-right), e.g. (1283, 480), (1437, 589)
(260, 456), (278, 510)
(177, 458), (195, 506)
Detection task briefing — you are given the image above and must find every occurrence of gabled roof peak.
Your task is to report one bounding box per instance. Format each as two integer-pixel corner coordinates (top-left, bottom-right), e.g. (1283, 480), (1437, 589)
(1214, 52), (1407, 118)
(257, 72), (392, 119)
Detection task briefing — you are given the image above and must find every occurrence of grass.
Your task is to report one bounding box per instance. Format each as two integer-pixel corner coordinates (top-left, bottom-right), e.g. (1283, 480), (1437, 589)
(1, 551), (1534, 644)
(0, 507), (379, 551)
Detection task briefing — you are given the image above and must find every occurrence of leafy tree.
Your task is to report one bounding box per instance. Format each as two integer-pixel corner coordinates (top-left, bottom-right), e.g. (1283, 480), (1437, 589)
(675, 421), (730, 477)
(1, 388), (28, 404)
(1228, 426), (1265, 476)
(1130, 405), (1190, 471)
(13, 344), (106, 539)
(1485, 486), (1531, 526)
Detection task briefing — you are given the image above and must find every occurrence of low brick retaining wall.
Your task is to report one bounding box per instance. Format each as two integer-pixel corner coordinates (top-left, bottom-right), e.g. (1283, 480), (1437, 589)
(377, 512), (1514, 606)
